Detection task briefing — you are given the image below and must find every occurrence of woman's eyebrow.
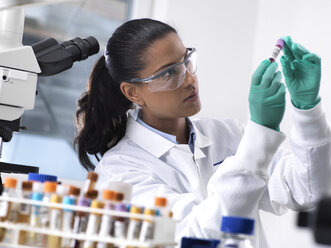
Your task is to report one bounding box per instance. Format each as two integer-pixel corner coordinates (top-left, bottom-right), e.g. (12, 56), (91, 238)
(153, 49), (188, 74)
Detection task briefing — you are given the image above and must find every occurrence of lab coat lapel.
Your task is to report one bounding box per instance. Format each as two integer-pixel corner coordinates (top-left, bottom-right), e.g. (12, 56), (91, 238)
(126, 110), (176, 158)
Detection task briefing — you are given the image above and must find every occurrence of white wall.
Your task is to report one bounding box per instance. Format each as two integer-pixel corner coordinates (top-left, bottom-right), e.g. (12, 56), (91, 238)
(131, 0), (331, 247)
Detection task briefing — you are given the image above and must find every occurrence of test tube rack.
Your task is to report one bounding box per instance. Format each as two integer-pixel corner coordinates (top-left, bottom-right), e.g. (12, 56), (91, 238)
(0, 196), (177, 248)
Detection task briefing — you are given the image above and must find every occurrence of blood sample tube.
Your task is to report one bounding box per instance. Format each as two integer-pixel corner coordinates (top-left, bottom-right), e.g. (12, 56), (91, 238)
(269, 38), (285, 62)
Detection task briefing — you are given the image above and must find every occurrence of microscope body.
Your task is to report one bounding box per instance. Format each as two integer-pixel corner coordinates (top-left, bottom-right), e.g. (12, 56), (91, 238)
(0, 1), (99, 194)
(0, 7), (41, 122)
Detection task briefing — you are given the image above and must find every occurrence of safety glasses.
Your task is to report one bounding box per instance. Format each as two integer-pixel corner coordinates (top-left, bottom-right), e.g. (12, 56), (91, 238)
(127, 48), (197, 92)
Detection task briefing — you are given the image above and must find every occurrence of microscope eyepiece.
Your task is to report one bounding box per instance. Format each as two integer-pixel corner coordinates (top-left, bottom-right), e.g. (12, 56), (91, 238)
(61, 36), (100, 61)
(32, 36), (100, 76)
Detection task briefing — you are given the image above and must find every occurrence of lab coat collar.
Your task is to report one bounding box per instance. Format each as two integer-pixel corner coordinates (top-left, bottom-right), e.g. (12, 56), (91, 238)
(126, 108), (213, 159)
(126, 109), (176, 158)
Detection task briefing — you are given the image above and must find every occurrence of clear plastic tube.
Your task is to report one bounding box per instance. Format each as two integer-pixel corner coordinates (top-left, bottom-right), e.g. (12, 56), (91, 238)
(113, 203), (128, 239)
(18, 181), (33, 245)
(61, 196), (76, 248)
(127, 206), (142, 240)
(97, 190), (117, 248)
(70, 197), (90, 248)
(139, 208), (156, 242)
(269, 38), (285, 62)
(26, 182), (44, 247)
(83, 200), (104, 248)
(47, 194), (62, 248)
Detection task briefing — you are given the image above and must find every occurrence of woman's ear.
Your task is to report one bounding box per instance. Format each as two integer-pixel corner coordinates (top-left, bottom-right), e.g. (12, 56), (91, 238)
(120, 82), (145, 106)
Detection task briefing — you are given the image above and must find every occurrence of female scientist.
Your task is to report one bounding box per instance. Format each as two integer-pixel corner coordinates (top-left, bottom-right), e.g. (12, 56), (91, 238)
(74, 19), (331, 247)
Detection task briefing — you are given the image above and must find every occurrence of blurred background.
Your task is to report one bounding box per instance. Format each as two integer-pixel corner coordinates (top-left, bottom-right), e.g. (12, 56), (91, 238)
(1, 0), (331, 247)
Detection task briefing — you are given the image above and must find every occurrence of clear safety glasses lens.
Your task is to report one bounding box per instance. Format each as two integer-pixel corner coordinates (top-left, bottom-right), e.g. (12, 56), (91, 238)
(148, 50), (197, 92)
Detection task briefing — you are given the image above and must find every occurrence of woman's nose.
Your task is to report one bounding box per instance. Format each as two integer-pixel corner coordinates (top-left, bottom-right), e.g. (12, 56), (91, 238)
(182, 70), (196, 88)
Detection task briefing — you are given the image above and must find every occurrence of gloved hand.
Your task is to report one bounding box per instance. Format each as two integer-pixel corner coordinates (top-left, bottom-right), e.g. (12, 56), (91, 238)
(280, 36), (321, 110)
(249, 60), (286, 131)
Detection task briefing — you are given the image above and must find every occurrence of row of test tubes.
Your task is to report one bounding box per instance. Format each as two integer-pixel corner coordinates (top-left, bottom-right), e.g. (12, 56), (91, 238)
(0, 172), (172, 248)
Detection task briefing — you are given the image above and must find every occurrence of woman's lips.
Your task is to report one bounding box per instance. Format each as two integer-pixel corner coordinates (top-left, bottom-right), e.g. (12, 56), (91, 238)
(184, 91), (199, 102)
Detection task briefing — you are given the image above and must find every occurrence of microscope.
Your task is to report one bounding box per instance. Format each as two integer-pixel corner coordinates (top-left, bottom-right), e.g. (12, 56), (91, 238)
(0, 0), (100, 193)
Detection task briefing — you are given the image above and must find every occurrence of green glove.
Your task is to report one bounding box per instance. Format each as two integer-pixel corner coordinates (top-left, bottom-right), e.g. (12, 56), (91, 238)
(280, 36), (321, 110)
(249, 60), (286, 131)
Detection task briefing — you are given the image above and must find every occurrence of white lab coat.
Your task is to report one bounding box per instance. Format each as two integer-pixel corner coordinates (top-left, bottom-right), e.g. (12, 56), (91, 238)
(95, 102), (331, 248)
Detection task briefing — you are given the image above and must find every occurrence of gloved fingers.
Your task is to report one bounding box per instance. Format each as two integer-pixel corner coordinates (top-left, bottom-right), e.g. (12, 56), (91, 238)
(277, 83), (286, 99)
(261, 71), (282, 89)
(280, 55), (294, 83)
(282, 36), (295, 62)
(302, 53), (321, 65)
(291, 43), (310, 60)
(251, 59), (271, 86)
(260, 62), (278, 88)
(265, 82), (286, 103)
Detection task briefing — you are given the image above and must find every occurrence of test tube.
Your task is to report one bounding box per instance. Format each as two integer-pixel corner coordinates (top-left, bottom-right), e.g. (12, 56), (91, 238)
(26, 182), (44, 247)
(70, 197), (91, 248)
(97, 190), (117, 248)
(68, 186), (81, 204)
(56, 184), (69, 200)
(18, 181), (33, 245)
(47, 194), (62, 248)
(154, 197), (170, 217)
(139, 208), (156, 242)
(61, 196), (76, 248)
(40, 181), (57, 227)
(40, 181), (57, 246)
(269, 38), (285, 62)
(83, 200), (105, 248)
(85, 189), (99, 202)
(82, 172), (98, 197)
(126, 206), (142, 240)
(114, 192), (124, 203)
(113, 203), (128, 239)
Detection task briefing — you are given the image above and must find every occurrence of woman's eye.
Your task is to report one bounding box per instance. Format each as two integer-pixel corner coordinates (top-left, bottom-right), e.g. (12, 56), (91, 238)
(164, 68), (176, 77)
(163, 68), (180, 78)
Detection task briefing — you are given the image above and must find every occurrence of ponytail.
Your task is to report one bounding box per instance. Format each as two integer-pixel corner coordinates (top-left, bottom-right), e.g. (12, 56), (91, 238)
(75, 56), (132, 171)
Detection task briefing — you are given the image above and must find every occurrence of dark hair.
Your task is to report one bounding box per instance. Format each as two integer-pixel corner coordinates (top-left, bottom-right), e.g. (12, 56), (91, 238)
(74, 18), (177, 171)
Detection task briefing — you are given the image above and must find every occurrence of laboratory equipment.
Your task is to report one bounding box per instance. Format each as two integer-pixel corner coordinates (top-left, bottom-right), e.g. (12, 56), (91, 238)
(61, 196), (76, 248)
(84, 200), (104, 248)
(269, 38), (284, 62)
(113, 203), (128, 239)
(26, 181), (43, 246)
(47, 194), (62, 248)
(139, 208), (156, 242)
(127, 206), (142, 240)
(97, 190), (116, 248)
(297, 196), (331, 246)
(0, 0), (99, 193)
(28, 173), (57, 183)
(17, 181), (33, 244)
(181, 237), (220, 248)
(219, 216), (255, 248)
(82, 172), (99, 197)
(0, 176), (177, 247)
(154, 196), (170, 217)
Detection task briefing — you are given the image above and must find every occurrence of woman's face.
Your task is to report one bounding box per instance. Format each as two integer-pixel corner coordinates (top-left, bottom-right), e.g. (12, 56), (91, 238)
(135, 32), (201, 120)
